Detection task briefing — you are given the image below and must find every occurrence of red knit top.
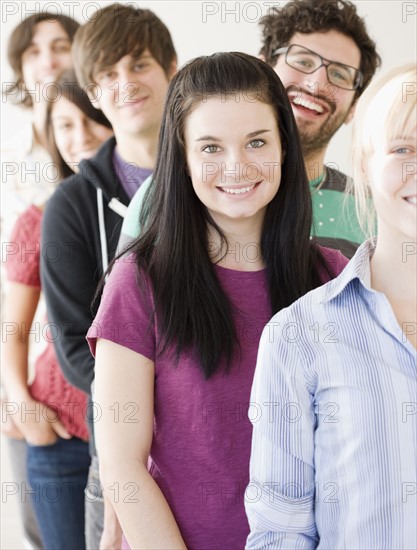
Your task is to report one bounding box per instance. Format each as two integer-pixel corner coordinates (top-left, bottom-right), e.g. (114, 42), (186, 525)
(5, 205), (88, 440)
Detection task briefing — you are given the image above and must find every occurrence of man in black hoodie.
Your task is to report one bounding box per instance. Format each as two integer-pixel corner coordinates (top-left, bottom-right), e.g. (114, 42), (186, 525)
(41, 4), (176, 548)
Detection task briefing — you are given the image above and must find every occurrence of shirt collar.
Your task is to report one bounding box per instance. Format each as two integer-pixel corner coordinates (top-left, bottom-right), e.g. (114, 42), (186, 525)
(321, 239), (375, 304)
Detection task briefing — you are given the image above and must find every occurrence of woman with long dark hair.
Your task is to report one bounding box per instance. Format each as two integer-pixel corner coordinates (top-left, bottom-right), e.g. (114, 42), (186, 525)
(88, 52), (347, 549)
(2, 69), (112, 550)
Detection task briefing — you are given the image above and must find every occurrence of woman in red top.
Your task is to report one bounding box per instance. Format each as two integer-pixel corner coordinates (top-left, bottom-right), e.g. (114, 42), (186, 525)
(2, 69), (113, 549)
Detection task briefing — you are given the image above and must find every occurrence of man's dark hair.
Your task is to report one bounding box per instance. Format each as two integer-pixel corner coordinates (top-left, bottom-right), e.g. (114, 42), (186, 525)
(72, 3), (177, 88)
(259, 0), (381, 101)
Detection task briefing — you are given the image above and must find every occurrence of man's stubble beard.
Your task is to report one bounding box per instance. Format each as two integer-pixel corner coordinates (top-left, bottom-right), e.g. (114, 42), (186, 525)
(284, 83), (355, 157)
(296, 106), (351, 157)
(297, 108), (348, 156)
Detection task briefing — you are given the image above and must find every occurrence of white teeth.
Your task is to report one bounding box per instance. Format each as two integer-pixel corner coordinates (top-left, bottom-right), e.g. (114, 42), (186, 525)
(292, 96), (324, 114)
(405, 196), (417, 204)
(221, 185), (256, 195)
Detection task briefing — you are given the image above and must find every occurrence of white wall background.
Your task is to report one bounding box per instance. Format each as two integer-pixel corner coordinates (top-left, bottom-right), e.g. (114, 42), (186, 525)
(1, 0), (417, 176)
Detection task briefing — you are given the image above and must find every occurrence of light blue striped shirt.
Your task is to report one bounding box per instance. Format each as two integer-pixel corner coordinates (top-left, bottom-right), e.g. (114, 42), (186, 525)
(245, 240), (417, 549)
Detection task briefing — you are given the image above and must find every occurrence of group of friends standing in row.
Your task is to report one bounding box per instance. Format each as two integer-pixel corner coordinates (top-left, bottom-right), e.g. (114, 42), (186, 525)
(1, 1), (416, 549)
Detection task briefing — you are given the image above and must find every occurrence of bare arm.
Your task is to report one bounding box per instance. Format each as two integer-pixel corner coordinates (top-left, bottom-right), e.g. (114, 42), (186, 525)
(2, 282), (70, 444)
(94, 338), (187, 550)
(99, 493), (123, 550)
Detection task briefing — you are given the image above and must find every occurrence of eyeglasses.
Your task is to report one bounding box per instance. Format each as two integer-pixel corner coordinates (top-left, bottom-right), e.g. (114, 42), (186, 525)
(273, 44), (363, 91)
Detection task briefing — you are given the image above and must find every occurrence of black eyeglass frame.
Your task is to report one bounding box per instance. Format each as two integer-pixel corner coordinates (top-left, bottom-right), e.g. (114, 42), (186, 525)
(273, 44), (363, 91)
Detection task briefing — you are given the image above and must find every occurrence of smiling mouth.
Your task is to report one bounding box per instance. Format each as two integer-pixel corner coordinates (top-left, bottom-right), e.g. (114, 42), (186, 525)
(217, 182), (260, 195)
(404, 196), (417, 205)
(119, 96), (148, 108)
(291, 95), (325, 114)
(287, 89), (332, 117)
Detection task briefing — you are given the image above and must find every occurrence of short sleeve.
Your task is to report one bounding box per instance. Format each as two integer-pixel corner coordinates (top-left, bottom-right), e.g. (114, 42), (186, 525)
(86, 254), (155, 361)
(5, 206), (42, 289)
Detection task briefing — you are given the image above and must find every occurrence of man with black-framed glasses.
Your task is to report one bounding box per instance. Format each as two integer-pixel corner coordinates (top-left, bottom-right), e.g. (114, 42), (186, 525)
(274, 44), (363, 91)
(259, 0), (381, 258)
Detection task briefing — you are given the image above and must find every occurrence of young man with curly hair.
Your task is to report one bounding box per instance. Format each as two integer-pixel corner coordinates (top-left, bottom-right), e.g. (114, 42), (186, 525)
(259, 0), (381, 257)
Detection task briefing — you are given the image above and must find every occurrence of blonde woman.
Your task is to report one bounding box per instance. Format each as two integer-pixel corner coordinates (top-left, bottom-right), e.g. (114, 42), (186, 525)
(246, 63), (417, 549)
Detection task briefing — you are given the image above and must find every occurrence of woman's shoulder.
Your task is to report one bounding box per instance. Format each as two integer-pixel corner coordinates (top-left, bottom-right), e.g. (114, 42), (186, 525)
(6, 205), (43, 286)
(107, 252), (140, 284)
(17, 203), (43, 225)
(104, 254), (153, 304)
(88, 254), (155, 358)
(10, 204), (43, 242)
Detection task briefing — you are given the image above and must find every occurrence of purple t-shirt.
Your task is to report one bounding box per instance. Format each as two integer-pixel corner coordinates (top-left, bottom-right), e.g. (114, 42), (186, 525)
(113, 147), (152, 200)
(87, 247), (347, 550)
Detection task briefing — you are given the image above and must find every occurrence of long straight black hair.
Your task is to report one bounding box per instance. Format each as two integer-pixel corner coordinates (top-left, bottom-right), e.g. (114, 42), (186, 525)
(130, 52), (329, 378)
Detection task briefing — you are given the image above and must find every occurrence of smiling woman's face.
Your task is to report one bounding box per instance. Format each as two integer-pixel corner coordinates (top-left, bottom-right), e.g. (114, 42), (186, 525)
(51, 96), (113, 171)
(367, 126), (417, 243)
(184, 93), (283, 230)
